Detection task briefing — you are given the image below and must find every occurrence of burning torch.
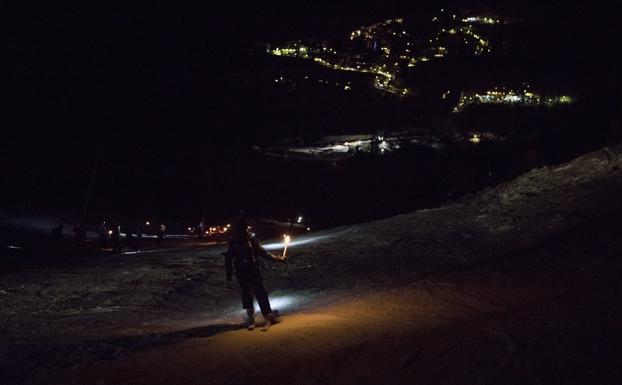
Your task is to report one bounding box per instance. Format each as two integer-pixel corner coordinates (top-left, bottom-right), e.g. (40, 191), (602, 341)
(282, 234), (291, 260)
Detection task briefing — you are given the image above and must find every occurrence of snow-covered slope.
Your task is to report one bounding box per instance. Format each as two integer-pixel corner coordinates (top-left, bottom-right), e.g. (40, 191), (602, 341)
(279, 143), (622, 289)
(2, 144), (622, 385)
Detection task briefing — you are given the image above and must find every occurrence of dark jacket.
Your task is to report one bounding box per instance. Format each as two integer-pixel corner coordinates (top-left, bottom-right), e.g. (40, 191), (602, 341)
(224, 235), (272, 280)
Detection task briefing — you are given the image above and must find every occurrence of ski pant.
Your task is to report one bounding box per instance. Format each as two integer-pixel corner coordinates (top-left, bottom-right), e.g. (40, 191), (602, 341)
(235, 267), (272, 316)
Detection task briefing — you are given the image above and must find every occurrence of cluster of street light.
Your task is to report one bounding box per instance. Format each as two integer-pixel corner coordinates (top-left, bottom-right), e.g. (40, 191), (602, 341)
(268, 9), (503, 97)
(461, 16), (501, 25)
(453, 88), (575, 112)
(267, 10), (576, 111)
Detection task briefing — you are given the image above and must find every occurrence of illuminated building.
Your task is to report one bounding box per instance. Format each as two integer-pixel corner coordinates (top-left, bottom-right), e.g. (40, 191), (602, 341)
(453, 88), (576, 112)
(268, 12), (505, 97)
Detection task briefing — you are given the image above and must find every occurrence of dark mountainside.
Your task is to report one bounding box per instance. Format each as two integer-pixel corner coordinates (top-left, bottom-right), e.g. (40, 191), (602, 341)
(1, 144), (621, 385)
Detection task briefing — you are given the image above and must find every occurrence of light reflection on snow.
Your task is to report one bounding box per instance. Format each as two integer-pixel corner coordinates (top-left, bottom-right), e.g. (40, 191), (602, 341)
(257, 133), (445, 162)
(291, 144), (351, 154)
(262, 235), (329, 251)
(121, 250), (142, 255)
(255, 295), (298, 313)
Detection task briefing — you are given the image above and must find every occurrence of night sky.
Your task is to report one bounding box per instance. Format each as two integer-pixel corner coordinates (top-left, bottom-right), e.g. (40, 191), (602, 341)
(1, 1), (619, 224)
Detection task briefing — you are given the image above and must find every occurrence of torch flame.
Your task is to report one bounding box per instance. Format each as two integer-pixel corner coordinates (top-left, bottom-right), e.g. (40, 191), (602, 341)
(282, 234), (291, 260)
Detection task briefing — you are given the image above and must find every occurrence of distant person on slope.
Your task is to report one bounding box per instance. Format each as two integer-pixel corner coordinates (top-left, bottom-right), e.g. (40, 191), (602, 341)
(157, 224), (166, 247)
(111, 222), (122, 253)
(98, 221), (109, 250)
(224, 218), (282, 330)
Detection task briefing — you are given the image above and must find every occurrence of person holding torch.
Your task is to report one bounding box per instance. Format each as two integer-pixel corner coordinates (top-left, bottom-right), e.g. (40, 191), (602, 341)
(224, 218), (283, 330)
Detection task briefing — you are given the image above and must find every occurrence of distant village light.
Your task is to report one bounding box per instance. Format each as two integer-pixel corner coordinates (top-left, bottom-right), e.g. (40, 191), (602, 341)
(470, 134), (481, 144)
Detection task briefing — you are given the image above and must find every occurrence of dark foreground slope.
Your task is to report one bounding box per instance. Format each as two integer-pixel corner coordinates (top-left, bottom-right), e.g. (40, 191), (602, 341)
(2, 144), (622, 385)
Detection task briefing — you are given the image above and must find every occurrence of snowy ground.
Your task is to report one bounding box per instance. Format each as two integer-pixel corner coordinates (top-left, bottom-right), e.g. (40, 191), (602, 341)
(258, 131), (444, 162)
(2, 145), (622, 385)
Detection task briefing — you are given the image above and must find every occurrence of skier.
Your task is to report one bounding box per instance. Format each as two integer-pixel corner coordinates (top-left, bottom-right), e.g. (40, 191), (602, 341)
(111, 222), (122, 253)
(224, 218), (282, 330)
(98, 221), (109, 250)
(196, 222), (204, 243)
(157, 224), (166, 247)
